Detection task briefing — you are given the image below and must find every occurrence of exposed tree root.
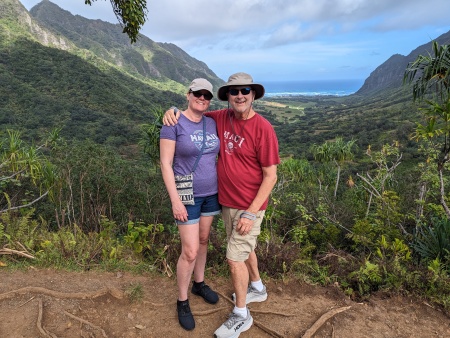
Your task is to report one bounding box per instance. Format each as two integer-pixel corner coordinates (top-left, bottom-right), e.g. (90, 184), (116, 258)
(216, 290), (234, 305)
(302, 306), (351, 338)
(0, 286), (124, 301)
(4, 285), (293, 338)
(1, 286), (121, 337)
(193, 306), (229, 316)
(249, 308), (295, 317)
(254, 321), (285, 337)
(63, 310), (108, 338)
(37, 298), (57, 338)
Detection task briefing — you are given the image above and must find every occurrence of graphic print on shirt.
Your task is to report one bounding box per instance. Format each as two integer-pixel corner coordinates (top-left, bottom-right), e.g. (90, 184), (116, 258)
(224, 129), (245, 155)
(191, 129), (219, 153)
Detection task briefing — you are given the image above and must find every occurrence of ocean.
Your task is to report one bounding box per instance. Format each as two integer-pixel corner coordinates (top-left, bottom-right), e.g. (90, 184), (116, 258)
(263, 79), (364, 97)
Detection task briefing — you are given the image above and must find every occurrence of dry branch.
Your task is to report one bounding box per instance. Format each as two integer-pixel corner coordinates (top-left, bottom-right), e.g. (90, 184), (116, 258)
(302, 306), (351, 338)
(18, 296), (35, 308)
(0, 247), (35, 259)
(0, 286), (124, 301)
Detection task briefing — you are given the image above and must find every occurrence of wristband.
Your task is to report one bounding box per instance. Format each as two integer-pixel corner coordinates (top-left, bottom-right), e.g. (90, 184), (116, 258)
(240, 211), (257, 220)
(170, 106), (179, 113)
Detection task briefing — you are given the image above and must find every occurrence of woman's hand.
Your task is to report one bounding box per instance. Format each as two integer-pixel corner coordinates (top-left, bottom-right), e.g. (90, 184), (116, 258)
(172, 199), (188, 222)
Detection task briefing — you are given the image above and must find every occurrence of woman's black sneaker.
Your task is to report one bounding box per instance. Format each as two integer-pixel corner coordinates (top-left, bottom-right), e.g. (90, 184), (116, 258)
(191, 281), (219, 304)
(177, 299), (195, 331)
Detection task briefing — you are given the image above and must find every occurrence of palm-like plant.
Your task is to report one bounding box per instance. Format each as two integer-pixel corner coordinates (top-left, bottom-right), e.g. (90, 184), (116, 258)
(404, 41), (450, 103)
(412, 217), (450, 265)
(0, 130), (58, 213)
(403, 41), (450, 218)
(139, 106), (164, 169)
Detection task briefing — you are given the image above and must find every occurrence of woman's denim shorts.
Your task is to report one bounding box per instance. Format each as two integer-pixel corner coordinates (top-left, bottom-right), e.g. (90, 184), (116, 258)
(177, 193), (221, 225)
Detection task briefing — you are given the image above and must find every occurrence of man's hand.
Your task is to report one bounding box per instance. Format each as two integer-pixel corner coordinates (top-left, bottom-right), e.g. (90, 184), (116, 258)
(236, 217), (253, 236)
(162, 107), (181, 126)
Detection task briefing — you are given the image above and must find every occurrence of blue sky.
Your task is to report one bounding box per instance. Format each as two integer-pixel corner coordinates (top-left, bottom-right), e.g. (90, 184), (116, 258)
(20, 0), (450, 83)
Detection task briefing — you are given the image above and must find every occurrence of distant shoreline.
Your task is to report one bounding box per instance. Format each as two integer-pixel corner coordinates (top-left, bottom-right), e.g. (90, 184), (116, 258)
(262, 79), (364, 97)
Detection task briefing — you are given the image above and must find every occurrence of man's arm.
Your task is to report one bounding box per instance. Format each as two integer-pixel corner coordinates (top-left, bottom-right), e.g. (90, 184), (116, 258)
(235, 165), (278, 235)
(162, 107), (219, 126)
(247, 164), (278, 214)
(162, 107), (181, 126)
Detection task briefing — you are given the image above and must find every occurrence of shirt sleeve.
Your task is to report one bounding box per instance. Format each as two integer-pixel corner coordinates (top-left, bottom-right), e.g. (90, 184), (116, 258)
(160, 125), (177, 141)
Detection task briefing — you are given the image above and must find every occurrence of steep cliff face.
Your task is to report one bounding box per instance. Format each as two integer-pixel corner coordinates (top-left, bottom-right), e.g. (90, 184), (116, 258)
(357, 54), (407, 94)
(28, 0), (223, 87)
(0, 0), (27, 21)
(1, 0), (223, 89)
(357, 31), (450, 95)
(0, 0), (70, 49)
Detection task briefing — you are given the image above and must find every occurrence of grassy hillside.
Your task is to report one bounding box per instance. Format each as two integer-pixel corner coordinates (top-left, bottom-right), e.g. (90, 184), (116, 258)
(0, 38), (186, 147)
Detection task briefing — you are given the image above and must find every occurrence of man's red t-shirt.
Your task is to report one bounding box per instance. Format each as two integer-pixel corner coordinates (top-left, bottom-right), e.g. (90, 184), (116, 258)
(206, 109), (280, 210)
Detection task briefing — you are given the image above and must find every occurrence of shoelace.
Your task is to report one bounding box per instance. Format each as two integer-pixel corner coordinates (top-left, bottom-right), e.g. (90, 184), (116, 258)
(224, 312), (243, 329)
(179, 302), (191, 315)
(195, 283), (210, 294)
(200, 284), (212, 295)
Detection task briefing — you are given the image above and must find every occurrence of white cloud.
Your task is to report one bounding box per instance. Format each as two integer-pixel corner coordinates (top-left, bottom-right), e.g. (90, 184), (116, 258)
(19, 0), (450, 81)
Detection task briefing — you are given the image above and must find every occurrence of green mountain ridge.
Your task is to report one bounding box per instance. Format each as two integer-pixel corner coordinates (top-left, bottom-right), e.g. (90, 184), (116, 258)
(0, 0), (224, 148)
(2, 0), (450, 160)
(357, 31), (450, 95)
(28, 0), (224, 90)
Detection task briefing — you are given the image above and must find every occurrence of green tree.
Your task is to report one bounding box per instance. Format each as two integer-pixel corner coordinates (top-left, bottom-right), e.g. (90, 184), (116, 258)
(85, 0), (148, 43)
(311, 137), (356, 197)
(355, 144), (403, 241)
(403, 41), (450, 218)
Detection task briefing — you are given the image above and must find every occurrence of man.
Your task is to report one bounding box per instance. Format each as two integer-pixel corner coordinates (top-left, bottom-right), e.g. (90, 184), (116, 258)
(164, 72), (280, 337)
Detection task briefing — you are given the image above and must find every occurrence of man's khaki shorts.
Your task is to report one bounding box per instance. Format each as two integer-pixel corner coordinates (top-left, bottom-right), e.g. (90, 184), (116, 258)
(222, 207), (265, 262)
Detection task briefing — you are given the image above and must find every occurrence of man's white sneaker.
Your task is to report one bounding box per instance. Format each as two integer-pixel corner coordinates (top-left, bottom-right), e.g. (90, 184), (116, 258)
(231, 285), (268, 304)
(214, 310), (253, 338)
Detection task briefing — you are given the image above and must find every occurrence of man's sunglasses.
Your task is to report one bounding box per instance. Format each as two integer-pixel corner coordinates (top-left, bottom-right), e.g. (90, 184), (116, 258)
(190, 90), (213, 100)
(228, 87), (252, 96)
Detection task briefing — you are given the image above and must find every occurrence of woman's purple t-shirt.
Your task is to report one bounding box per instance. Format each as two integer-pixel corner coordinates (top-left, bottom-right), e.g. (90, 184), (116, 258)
(160, 114), (220, 197)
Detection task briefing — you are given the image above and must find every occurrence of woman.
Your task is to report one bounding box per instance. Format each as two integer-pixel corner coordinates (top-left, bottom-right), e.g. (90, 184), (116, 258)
(159, 78), (221, 331)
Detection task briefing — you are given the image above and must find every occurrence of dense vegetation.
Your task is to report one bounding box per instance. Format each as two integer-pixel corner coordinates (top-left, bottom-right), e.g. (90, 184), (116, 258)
(1, 2), (449, 311)
(2, 86), (450, 311)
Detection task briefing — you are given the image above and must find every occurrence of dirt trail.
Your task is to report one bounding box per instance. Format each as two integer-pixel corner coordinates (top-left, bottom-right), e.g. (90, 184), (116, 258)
(0, 269), (449, 337)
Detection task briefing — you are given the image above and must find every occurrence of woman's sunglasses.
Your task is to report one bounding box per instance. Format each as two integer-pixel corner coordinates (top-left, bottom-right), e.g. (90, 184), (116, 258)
(229, 87), (252, 96)
(190, 90), (213, 100)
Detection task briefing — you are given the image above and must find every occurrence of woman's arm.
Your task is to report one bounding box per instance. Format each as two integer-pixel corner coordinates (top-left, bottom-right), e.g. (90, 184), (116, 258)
(160, 138), (188, 222)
